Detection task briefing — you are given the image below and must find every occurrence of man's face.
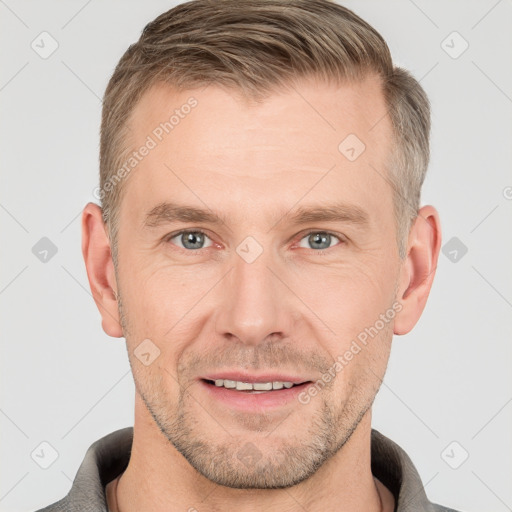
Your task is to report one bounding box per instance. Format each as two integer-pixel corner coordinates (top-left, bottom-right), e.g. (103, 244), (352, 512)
(114, 76), (402, 488)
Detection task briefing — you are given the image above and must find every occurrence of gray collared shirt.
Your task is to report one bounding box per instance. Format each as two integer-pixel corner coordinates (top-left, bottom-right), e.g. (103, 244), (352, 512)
(34, 427), (462, 512)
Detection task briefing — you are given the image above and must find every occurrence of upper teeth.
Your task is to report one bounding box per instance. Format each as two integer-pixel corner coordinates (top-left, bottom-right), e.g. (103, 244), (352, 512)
(214, 379), (295, 390)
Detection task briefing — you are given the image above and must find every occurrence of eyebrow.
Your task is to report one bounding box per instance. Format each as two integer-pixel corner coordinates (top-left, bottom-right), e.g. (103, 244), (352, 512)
(285, 203), (370, 228)
(143, 202), (227, 228)
(142, 201), (370, 230)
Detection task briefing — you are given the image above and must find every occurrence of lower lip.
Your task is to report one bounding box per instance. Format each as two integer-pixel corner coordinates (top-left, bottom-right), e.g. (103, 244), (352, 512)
(199, 380), (311, 411)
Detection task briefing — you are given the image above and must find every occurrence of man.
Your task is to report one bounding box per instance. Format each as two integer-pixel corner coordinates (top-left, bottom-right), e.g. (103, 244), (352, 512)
(36, 0), (460, 510)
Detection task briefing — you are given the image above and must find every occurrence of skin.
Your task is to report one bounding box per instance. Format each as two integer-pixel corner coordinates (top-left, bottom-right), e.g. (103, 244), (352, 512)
(82, 75), (441, 512)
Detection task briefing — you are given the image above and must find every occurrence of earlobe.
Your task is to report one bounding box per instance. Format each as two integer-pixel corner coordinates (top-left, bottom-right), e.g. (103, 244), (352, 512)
(81, 202), (123, 338)
(393, 205), (442, 336)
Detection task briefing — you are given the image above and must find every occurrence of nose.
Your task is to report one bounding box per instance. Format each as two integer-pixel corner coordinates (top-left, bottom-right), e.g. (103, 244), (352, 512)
(214, 243), (295, 346)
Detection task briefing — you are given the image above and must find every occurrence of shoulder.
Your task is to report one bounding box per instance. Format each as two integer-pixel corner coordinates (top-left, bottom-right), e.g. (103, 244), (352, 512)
(430, 504), (466, 512)
(370, 429), (466, 512)
(32, 427), (133, 512)
(33, 496), (72, 512)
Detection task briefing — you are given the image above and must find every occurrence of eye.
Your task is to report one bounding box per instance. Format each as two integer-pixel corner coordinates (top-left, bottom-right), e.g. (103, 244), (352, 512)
(297, 231), (344, 251)
(167, 230), (213, 250)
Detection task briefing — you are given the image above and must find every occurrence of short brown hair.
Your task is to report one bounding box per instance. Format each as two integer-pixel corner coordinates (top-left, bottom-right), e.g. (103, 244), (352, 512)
(99, 0), (430, 262)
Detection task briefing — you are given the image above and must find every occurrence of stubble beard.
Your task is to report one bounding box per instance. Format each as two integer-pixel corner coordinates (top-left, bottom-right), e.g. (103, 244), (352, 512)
(135, 369), (380, 489)
(116, 285), (389, 489)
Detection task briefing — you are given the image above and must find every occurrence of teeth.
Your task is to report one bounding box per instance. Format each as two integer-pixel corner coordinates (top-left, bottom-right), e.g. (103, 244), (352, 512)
(253, 382), (272, 391)
(211, 379), (298, 391)
(236, 381), (253, 391)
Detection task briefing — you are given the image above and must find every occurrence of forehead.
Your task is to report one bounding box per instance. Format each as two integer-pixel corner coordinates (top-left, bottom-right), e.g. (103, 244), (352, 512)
(119, 76), (393, 230)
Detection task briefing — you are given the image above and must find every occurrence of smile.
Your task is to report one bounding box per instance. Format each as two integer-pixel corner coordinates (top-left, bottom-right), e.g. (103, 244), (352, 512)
(207, 378), (301, 392)
(199, 378), (312, 411)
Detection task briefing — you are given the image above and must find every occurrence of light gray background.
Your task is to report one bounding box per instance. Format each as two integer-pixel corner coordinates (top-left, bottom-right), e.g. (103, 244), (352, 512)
(1, 1), (511, 511)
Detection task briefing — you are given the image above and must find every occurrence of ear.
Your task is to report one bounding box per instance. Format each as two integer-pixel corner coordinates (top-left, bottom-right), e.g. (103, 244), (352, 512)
(394, 205), (442, 335)
(81, 202), (123, 338)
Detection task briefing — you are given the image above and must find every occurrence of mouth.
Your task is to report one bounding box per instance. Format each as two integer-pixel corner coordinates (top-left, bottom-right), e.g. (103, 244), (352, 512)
(198, 374), (313, 411)
(202, 378), (308, 393)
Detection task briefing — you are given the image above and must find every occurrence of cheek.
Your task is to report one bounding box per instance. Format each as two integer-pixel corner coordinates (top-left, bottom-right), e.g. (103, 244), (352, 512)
(120, 265), (218, 385)
(322, 318), (393, 408)
(301, 257), (396, 386)
(120, 256), (201, 334)
(297, 255), (394, 330)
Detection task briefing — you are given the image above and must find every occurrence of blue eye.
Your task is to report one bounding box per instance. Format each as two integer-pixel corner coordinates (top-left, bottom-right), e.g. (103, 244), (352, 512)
(165, 230), (344, 253)
(298, 231), (342, 250)
(168, 230), (213, 250)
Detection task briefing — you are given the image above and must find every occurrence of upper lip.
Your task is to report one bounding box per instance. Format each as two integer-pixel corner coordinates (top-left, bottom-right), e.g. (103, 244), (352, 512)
(201, 372), (311, 384)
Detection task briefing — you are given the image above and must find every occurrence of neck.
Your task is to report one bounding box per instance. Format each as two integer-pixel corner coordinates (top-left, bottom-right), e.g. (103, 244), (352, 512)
(112, 395), (390, 512)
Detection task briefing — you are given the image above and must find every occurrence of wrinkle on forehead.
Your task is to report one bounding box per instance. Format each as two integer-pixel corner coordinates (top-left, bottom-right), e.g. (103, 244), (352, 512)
(119, 76), (394, 242)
